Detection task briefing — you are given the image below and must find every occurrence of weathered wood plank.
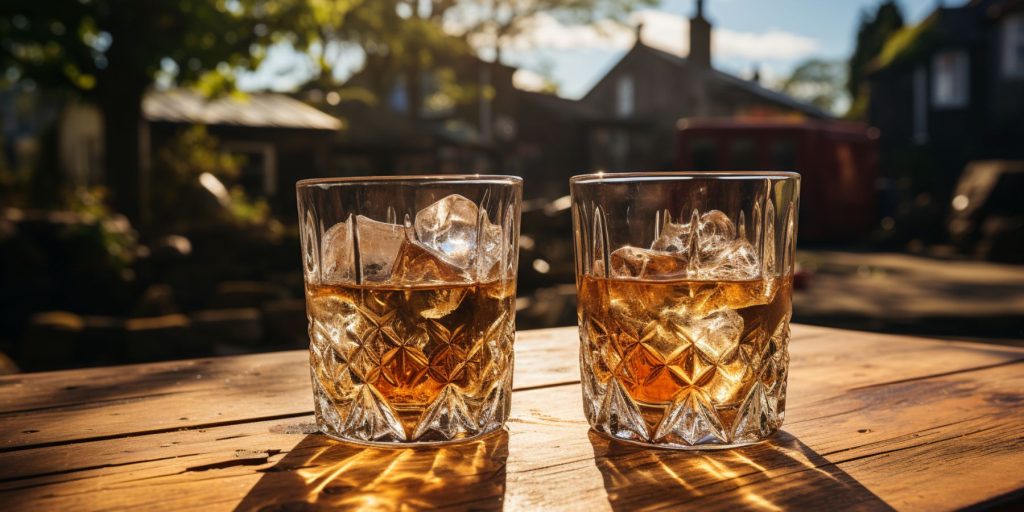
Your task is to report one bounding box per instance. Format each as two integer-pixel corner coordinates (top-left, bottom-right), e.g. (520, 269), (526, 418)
(0, 327), (580, 451)
(3, 325), (1021, 452)
(1, 328), (1022, 511)
(0, 327), (580, 412)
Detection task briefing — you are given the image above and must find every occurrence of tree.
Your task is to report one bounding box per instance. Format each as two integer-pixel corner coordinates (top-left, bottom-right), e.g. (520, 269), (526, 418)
(324, 1), (475, 120)
(847, 0), (904, 118)
(0, 0), (319, 221)
(781, 59), (848, 115)
(444, 0), (655, 64)
(303, 0), (651, 130)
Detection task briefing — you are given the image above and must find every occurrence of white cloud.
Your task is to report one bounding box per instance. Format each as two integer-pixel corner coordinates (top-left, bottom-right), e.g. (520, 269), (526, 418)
(631, 10), (690, 56)
(483, 10), (819, 63)
(468, 13), (634, 52)
(714, 29), (820, 61)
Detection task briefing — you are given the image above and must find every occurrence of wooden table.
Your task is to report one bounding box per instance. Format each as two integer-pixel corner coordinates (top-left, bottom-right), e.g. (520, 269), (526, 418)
(2, 324), (1022, 510)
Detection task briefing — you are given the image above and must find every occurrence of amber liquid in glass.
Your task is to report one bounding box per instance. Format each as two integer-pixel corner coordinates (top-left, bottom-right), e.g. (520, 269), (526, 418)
(578, 275), (792, 442)
(307, 280), (515, 440)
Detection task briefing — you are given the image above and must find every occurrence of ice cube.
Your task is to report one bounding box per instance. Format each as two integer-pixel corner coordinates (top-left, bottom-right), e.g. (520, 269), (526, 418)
(652, 210), (736, 254)
(414, 194), (503, 279)
(651, 222), (691, 253)
(696, 210), (736, 244)
(476, 221), (504, 281)
(354, 215), (406, 283)
(648, 210), (762, 281)
(709, 239), (760, 281)
(320, 217), (354, 283)
(663, 307), (743, 364)
(609, 246), (688, 279)
(696, 308), (744, 362)
(323, 213), (477, 285)
(389, 239), (469, 284)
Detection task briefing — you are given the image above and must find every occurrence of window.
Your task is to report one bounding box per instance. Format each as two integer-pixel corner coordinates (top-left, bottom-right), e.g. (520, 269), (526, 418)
(689, 138), (717, 169)
(223, 142), (277, 196)
(616, 74), (634, 117)
(769, 140), (797, 170)
(388, 77), (409, 112)
(1003, 13), (1024, 77)
(913, 65), (928, 144)
(729, 138), (757, 169)
(931, 50), (969, 108)
(609, 129), (630, 167)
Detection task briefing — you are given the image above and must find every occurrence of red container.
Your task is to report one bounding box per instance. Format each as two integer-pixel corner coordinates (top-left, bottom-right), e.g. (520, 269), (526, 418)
(676, 119), (879, 241)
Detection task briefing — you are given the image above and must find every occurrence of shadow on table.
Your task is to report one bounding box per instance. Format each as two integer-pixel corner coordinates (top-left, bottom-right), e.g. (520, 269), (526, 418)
(234, 430), (508, 511)
(588, 430), (894, 510)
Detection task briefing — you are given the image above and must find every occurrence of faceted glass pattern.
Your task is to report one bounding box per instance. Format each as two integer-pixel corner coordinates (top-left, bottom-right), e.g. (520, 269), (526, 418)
(307, 281), (515, 443)
(571, 173), (799, 449)
(297, 177), (521, 445)
(578, 276), (792, 447)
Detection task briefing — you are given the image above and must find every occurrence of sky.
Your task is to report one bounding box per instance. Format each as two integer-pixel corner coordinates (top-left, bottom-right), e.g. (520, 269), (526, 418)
(237, 0), (941, 100)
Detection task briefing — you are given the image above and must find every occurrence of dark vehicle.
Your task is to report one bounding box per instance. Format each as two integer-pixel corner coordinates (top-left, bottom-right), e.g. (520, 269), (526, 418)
(948, 160), (1024, 263)
(676, 119), (880, 241)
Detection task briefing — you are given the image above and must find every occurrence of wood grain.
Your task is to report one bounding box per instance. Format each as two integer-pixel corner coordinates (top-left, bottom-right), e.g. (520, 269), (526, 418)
(0, 325), (1022, 511)
(0, 327), (579, 451)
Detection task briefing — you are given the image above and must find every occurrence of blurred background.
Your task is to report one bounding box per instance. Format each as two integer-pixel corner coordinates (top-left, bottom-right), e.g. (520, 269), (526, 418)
(1, 0), (1022, 373)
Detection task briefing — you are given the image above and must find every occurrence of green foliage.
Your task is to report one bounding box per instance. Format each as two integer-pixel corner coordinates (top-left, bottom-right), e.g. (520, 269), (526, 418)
(152, 125), (273, 228)
(64, 186), (138, 271)
(334, 86), (378, 106)
(156, 125), (243, 184)
(152, 125), (242, 223)
(2, 0), (658, 218)
(871, 14), (939, 72)
(844, 85), (871, 121)
(443, 0), (655, 62)
(227, 187), (272, 225)
(780, 59), (849, 115)
(0, 0), (324, 219)
(847, 0), (904, 118)
(0, 0), (319, 97)
(306, 0), (653, 116)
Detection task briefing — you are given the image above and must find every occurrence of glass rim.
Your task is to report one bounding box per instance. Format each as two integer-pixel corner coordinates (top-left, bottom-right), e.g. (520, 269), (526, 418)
(297, 174), (522, 188)
(570, 171), (800, 184)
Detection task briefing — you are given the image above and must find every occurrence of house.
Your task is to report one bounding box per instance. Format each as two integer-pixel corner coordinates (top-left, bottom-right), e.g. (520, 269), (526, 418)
(318, 56), (523, 178)
(316, 49), (597, 199)
(141, 90), (342, 218)
(58, 90), (342, 220)
(314, 0), (833, 200)
(577, 0), (832, 173)
(512, 90), (597, 199)
(867, 0), (1024, 204)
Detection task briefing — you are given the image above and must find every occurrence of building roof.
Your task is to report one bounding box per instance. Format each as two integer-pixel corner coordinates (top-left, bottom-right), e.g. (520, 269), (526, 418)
(143, 89), (343, 131)
(640, 44), (833, 119)
(870, 12), (941, 74)
(869, 0), (1010, 74)
(517, 89), (602, 121)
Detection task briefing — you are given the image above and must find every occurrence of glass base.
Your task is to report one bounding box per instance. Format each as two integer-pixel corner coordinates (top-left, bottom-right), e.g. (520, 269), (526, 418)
(318, 423), (506, 449)
(592, 427), (779, 451)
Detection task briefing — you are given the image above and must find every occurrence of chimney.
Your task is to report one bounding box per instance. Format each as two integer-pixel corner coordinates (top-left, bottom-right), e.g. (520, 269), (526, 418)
(751, 64), (761, 84)
(689, 0), (712, 69)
